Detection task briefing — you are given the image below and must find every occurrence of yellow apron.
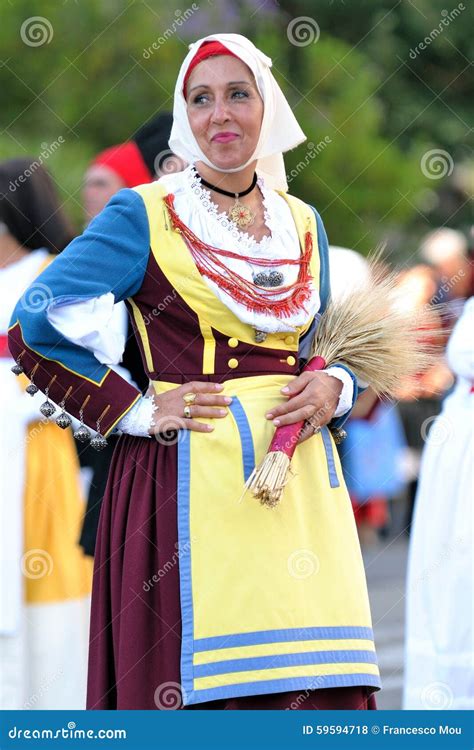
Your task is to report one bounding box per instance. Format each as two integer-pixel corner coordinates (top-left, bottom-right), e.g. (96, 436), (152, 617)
(152, 375), (379, 704)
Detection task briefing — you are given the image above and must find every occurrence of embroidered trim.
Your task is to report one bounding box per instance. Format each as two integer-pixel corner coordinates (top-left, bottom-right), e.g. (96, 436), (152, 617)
(187, 166), (275, 254)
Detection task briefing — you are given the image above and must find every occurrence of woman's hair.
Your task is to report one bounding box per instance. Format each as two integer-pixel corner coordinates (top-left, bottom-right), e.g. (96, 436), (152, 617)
(0, 158), (75, 253)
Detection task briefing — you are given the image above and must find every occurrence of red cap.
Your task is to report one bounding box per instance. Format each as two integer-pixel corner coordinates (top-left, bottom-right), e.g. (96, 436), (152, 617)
(183, 41), (239, 98)
(92, 142), (152, 187)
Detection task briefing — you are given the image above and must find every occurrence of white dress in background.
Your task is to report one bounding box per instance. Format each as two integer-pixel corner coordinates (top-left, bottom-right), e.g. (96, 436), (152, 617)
(403, 297), (474, 709)
(0, 250), (92, 710)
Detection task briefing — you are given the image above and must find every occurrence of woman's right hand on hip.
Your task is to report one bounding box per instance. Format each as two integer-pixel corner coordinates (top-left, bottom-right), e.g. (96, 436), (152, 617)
(148, 381), (232, 435)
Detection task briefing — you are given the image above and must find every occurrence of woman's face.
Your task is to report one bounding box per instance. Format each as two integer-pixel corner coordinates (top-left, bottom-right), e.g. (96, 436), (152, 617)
(186, 55), (263, 170)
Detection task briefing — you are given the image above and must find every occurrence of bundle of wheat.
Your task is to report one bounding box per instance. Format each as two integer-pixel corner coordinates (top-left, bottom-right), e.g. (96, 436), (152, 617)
(245, 256), (445, 508)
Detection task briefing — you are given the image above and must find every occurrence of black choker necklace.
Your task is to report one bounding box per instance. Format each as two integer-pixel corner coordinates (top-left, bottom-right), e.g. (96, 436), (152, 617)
(197, 171), (257, 229)
(197, 172), (257, 198)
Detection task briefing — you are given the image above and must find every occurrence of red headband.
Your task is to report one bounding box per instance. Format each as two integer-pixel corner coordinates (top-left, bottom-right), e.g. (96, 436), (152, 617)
(183, 41), (239, 98)
(92, 142), (152, 188)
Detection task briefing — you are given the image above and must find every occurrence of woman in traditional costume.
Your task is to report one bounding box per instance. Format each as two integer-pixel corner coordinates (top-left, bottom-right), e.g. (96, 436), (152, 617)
(404, 297), (473, 709)
(9, 34), (380, 709)
(0, 159), (92, 709)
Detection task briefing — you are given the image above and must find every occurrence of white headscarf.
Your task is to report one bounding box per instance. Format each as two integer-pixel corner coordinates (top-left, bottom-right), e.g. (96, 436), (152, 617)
(169, 33), (306, 192)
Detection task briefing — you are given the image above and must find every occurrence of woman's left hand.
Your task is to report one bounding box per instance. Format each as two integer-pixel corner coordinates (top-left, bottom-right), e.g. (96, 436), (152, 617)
(265, 371), (343, 445)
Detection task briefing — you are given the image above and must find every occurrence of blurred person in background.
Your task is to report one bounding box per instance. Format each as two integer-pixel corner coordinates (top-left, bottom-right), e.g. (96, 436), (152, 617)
(340, 392), (407, 547)
(419, 227), (471, 324)
(82, 112), (185, 225)
(78, 113), (186, 557)
(0, 158), (92, 709)
(329, 247), (407, 546)
(82, 141), (152, 225)
(404, 296), (473, 709)
(395, 264), (454, 532)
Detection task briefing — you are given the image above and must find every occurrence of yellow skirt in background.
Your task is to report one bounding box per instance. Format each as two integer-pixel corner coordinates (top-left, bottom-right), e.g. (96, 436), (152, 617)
(24, 421), (93, 604)
(2, 418), (93, 709)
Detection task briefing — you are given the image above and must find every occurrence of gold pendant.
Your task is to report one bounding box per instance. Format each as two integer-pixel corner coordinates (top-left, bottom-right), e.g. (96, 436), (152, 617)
(228, 197), (255, 229)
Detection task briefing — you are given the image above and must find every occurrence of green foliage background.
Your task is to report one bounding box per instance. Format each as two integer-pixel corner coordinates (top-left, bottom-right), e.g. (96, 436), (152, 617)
(1, 0), (472, 258)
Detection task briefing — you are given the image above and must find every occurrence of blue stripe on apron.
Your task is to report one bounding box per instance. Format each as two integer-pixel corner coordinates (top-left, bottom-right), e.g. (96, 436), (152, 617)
(321, 426), (340, 488)
(194, 649), (378, 677)
(229, 397), (255, 482)
(194, 625), (375, 651)
(177, 429), (195, 703)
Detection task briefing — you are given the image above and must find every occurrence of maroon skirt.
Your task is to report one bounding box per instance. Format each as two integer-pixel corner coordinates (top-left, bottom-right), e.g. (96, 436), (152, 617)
(87, 434), (377, 710)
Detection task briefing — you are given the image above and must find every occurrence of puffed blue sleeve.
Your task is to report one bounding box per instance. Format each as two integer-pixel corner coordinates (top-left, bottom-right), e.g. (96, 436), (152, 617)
(8, 188), (151, 437)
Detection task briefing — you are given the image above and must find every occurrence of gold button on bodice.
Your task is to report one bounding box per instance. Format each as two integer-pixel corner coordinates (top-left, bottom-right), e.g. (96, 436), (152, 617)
(228, 358), (239, 369)
(284, 335), (295, 345)
(228, 337), (239, 348)
(286, 355), (296, 366)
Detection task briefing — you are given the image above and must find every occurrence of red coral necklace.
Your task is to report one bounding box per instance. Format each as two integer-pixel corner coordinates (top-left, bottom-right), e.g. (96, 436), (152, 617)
(164, 192), (313, 320)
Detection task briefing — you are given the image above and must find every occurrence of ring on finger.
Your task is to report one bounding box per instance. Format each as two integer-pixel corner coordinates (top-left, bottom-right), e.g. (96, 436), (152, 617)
(183, 392), (197, 405)
(307, 418), (320, 434)
(183, 405), (192, 419)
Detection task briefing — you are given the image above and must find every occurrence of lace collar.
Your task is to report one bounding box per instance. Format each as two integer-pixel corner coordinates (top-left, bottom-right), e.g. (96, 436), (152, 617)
(184, 165), (280, 253)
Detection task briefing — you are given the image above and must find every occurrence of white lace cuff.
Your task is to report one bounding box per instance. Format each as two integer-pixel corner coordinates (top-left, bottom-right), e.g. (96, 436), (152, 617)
(324, 366), (354, 418)
(116, 395), (157, 437)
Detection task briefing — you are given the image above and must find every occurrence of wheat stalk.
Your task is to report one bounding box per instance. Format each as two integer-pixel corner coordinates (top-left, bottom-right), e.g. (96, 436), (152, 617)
(312, 257), (445, 394)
